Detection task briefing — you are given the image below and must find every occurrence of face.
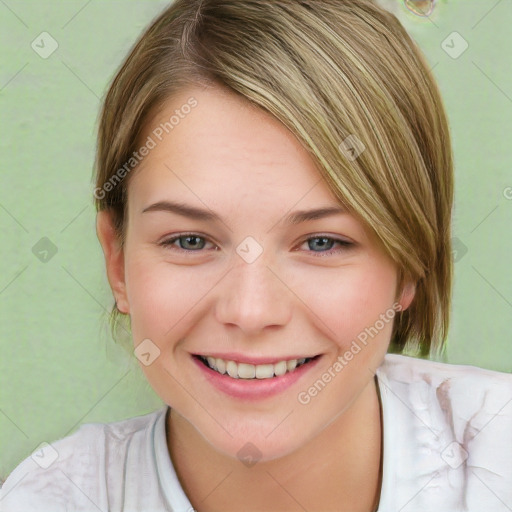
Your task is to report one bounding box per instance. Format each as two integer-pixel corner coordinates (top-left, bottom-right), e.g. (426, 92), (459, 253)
(98, 84), (415, 462)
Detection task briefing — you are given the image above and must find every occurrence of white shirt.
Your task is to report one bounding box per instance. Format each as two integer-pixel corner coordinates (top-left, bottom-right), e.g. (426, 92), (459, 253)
(1, 353), (511, 512)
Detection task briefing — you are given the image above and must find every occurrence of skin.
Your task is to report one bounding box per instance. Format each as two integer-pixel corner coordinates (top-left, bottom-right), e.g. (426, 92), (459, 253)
(97, 83), (416, 512)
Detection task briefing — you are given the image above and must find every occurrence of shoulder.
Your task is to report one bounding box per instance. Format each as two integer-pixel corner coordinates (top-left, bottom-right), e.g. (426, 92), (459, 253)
(0, 407), (167, 511)
(378, 352), (512, 401)
(377, 352), (512, 429)
(376, 353), (512, 508)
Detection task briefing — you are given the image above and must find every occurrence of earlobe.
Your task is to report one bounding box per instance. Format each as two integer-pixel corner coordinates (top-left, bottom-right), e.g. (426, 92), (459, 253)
(398, 280), (416, 312)
(96, 210), (130, 314)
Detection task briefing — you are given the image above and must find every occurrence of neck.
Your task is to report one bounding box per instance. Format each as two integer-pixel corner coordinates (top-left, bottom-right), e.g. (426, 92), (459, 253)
(167, 376), (383, 512)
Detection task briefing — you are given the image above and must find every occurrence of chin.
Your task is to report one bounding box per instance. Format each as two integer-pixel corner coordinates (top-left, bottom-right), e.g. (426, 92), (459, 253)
(199, 420), (312, 465)
(217, 436), (303, 465)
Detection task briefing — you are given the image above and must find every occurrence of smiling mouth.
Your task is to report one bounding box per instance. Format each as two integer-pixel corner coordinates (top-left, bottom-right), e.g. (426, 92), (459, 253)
(195, 354), (321, 380)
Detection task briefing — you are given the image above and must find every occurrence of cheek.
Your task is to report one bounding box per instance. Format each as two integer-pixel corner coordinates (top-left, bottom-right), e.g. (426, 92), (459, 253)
(123, 253), (188, 339)
(294, 262), (398, 347)
(123, 251), (221, 344)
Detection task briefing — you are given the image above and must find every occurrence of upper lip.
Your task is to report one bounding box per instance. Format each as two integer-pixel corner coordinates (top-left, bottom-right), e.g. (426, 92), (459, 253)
(194, 353), (320, 365)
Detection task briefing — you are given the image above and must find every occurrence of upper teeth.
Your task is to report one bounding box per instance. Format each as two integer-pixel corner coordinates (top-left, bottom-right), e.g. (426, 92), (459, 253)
(203, 356), (309, 379)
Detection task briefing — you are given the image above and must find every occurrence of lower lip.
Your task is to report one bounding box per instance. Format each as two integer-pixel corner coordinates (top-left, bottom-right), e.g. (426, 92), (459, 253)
(192, 355), (322, 401)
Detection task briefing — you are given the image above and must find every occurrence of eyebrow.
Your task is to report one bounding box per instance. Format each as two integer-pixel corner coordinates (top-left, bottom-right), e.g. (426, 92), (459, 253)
(141, 200), (345, 225)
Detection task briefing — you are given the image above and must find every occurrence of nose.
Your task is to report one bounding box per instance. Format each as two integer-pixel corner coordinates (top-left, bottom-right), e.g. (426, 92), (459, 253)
(215, 254), (292, 336)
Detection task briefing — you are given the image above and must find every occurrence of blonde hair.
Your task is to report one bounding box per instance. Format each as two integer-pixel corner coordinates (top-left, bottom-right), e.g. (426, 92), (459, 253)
(94, 0), (454, 359)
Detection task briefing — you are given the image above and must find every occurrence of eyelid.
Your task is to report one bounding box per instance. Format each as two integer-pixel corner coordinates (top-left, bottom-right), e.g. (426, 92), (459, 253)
(158, 232), (356, 255)
(295, 233), (355, 256)
(158, 232), (217, 251)
(296, 233), (355, 246)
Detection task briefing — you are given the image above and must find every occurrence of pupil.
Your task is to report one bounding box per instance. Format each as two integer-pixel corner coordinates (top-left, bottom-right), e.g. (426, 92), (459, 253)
(310, 237), (332, 251)
(182, 236), (204, 250)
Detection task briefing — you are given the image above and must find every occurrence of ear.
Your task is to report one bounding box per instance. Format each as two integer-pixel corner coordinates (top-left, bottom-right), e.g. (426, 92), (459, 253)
(398, 279), (416, 312)
(96, 210), (130, 314)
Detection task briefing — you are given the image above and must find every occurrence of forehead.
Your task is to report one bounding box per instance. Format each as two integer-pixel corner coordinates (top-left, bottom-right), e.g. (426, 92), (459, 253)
(122, 85), (393, 255)
(129, 84), (339, 207)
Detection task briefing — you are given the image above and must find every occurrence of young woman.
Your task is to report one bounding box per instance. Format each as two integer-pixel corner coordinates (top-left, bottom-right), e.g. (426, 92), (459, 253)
(2, 1), (511, 511)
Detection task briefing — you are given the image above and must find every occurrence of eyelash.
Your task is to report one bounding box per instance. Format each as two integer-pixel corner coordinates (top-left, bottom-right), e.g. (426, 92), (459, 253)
(158, 233), (354, 256)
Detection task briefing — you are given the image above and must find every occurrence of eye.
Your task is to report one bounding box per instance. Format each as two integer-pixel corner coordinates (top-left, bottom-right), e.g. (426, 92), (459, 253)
(297, 235), (354, 256)
(158, 233), (354, 256)
(159, 233), (216, 252)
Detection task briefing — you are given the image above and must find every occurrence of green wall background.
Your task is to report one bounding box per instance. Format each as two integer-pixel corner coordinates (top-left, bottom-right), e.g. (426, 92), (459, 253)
(1, 0), (511, 481)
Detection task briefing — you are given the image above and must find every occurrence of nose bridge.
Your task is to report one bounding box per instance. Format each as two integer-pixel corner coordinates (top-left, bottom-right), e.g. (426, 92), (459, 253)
(215, 248), (292, 334)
